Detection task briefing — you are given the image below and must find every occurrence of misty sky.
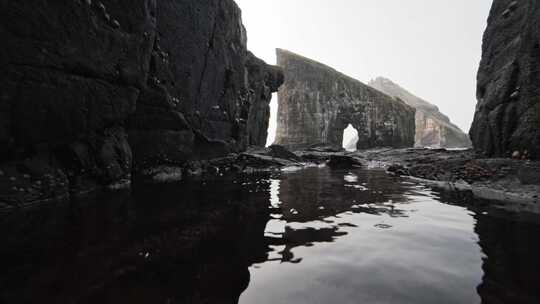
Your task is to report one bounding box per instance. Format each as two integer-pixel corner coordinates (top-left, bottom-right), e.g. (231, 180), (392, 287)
(234, 0), (493, 145)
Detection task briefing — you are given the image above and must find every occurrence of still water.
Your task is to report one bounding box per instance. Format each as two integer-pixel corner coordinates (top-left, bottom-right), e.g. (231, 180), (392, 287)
(0, 167), (539, 303)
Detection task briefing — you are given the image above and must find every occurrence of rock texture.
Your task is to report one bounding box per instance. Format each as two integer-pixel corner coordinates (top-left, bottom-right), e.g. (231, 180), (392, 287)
(369, 77), (472, 148)
(245, 53), (285, 147)
(0, 0), (283, 206)
(471, 0), (540, 159)
(274, 49), (415, 150)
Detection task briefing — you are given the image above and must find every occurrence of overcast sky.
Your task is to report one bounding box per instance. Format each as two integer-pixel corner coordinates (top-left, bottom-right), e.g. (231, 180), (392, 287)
(234, 0), (492, 145)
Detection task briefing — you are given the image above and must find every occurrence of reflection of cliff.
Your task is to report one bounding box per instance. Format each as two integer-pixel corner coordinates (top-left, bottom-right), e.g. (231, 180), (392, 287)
(278, 168), (410, 223)
(474, 210), (540, 304)
(0, 177), (271, 303)
(260, 168), (410, 263)
(434, 190), (540, 304)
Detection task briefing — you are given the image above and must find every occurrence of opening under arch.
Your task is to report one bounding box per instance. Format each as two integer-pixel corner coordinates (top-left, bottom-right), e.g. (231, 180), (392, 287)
(342, 124), (359, 151)
(265, 93), (279, 147)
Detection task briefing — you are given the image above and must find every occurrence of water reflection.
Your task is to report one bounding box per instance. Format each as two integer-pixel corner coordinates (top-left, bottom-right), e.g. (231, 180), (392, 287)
(475, 210), (540, 304)
(433, 191), (540, 304)
(258, 168), (411, 266)
(0, 168), (539, 303)
(0, 174), (272, 304)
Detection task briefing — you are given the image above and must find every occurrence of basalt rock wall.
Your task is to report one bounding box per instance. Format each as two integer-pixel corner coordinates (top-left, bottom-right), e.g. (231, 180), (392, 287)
(369, 77), (472, 148)
(0, 0), (283, 206)
(274, 49), (415, 150)
(471, 0), (540, 159)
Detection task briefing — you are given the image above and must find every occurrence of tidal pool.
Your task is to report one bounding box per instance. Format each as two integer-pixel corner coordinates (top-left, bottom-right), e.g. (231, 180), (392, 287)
(0, 167), (539, 303)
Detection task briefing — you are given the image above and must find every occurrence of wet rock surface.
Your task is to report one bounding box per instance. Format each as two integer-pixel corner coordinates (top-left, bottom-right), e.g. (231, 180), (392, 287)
(127, 145), (304, 185)
(369, 77), (472, 148)
(353, 148), (540, 210)
(471, 0), (540, 159)
(274, 49), (415, 150)
(216, 145), (539, 210)
(0, 0), (283, 206)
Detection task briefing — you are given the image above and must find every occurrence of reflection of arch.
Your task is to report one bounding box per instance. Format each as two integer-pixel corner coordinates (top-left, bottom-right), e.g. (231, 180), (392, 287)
(277, 168), (411, 224)
(260, 167), (411, 266)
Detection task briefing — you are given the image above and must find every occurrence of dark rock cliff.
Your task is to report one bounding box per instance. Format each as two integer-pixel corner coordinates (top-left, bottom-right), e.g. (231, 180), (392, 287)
(471, 0), (540, 159)
(0, 0), (283, 206)
(274, 49), (415, 150)
(369, 77), (472, 148)
(245, 52), (284, 147)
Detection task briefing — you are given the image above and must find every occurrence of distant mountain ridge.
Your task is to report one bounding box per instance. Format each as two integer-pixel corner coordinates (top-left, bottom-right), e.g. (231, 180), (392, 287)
(368, 77), (472, 148)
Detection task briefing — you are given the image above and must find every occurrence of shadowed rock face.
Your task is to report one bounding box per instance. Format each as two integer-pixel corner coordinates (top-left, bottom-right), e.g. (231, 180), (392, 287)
(274, 49), (415, 150)
(369, 77), (472, 148)
(126, 1), (283, 166)
(245, 53), (285, 147)
(0, 0), (283, 206)
(471, 0), (540, 159)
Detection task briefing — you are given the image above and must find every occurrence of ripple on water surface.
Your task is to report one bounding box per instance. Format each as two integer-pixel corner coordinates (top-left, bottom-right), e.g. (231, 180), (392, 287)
(1, 167), (539, 304)
(240, 167), (540, 304)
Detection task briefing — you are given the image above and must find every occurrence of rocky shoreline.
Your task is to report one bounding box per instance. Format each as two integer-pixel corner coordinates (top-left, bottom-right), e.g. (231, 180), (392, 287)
(2, 145), (538, 213)
(214, 146), (540, 213)
(360, 148), (540, 211)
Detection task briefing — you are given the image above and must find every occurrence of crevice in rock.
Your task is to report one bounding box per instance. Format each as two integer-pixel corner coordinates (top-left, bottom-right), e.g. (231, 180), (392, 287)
(478, 85), (486, 99)
(8, 62), (139, 91)
(196, 15), (218, 106)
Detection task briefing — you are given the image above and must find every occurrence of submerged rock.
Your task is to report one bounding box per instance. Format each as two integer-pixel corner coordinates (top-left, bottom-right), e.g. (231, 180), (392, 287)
(274, 49), (415, 151)
(471, 0), (540, 159)
(369, 77), (472, 148)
